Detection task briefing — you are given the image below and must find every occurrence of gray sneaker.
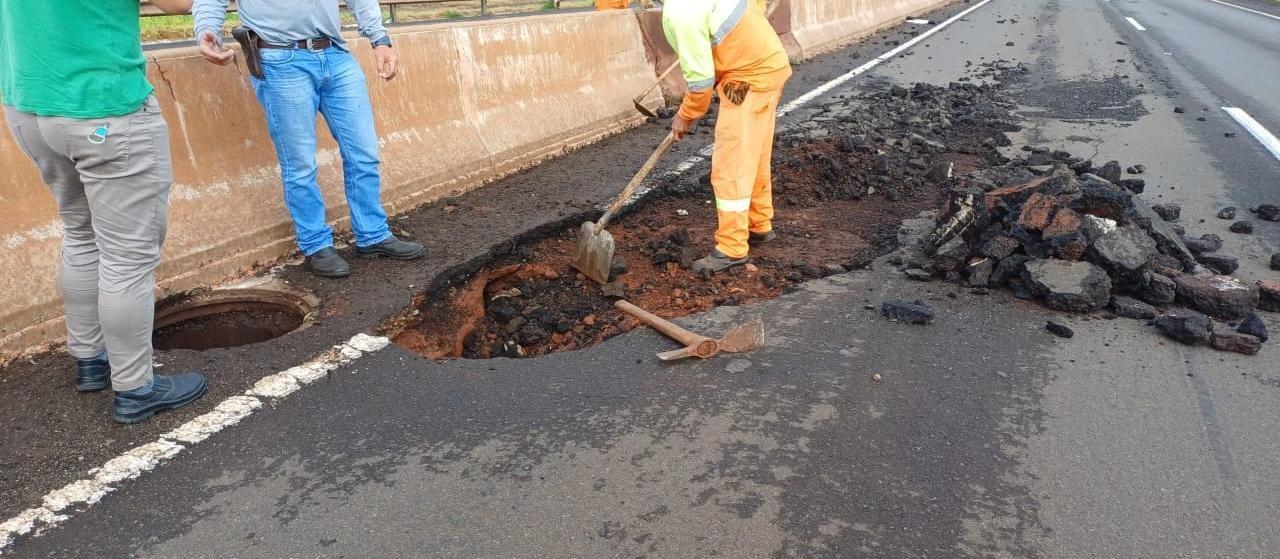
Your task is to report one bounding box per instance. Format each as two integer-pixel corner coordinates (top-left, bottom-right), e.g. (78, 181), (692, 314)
(692, 249), (749, 278)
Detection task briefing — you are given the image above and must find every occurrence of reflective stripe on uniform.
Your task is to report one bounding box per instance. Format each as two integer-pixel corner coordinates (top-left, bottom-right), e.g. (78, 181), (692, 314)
(716, 196), (752, 212)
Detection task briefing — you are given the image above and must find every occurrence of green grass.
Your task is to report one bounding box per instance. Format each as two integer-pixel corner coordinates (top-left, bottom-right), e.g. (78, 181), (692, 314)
(141, 13), (242, 42)
(140, 1), (596, 43)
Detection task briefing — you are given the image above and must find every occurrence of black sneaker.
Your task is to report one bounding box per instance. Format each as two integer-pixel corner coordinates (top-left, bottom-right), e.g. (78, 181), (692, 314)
(305, 247), (352, 278)
(692, 249), (750, 278)
(749, 230), (777, 246)
(357, 235), (426, 260)
(75, 353), (110, 392)
(113, 373), (208, 424)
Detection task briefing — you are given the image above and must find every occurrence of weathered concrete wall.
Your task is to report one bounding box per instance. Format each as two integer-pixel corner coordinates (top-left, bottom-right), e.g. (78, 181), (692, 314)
(0, 10), (660, 359)
(790, 0), (953, 57)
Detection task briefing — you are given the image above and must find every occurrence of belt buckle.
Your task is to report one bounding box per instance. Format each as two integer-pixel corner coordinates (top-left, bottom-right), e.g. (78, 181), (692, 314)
(305, 37), (323, 51)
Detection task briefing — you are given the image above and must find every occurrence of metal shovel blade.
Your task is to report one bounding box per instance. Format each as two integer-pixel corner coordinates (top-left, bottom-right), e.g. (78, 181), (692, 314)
(571, 221), (614, 284)
(633, 98), (658, 118)
(718, 317), (765, 353)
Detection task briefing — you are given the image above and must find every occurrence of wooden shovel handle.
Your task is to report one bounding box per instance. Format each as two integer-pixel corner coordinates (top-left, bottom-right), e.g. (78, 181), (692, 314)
(635, 61), (682, 101)
(615, 299), (705, 347)
(595, 132), (675, 232)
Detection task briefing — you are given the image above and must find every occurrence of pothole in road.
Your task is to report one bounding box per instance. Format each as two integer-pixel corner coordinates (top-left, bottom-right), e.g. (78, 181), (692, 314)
(389, 82), (1016, 359)
(153, 288), (318, 351)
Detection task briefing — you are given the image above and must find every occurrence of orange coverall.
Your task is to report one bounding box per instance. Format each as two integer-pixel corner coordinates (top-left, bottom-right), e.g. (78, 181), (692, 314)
(664, 0), (792, 259)
(594, 0), (629, 9)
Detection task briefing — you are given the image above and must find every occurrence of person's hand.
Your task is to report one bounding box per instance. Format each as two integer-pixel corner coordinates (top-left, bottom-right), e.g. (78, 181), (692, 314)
(671, 115), (695, 141)
(374, 45), (398, 81)
(198, 31), (235, 66)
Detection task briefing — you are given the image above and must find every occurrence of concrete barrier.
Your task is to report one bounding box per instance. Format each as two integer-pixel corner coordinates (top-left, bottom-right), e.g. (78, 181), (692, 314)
(789, 0), (953, 57)
(0, 9), (660, 359)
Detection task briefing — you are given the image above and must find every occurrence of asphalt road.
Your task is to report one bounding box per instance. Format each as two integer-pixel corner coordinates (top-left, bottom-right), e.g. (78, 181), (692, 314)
(7, 0), (1280, 557)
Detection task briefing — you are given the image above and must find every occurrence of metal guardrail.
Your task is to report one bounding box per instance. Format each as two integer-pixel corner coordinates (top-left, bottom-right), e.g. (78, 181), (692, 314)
(140, 0), (566, 22)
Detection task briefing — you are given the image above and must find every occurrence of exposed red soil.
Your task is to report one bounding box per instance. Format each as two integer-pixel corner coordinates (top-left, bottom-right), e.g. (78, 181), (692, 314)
(392, 138), (983, 359)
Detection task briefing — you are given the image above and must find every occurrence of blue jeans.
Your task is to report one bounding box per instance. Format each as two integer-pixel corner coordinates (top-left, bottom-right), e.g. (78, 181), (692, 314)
(251, 46), (391, 256)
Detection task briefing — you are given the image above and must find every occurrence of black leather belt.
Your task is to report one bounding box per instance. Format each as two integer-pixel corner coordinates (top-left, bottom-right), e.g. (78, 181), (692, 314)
(257, 36), (332, 51)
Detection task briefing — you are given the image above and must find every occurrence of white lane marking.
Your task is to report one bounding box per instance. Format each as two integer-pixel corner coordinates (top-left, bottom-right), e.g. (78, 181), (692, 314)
(1126, 16), (1148, 30)
(1207, 0), (1280, 21)
(0, 333), (391, 554)
(626, 0), (998, 203)
(778, 0), (995, 116)
(1223, 107), (1280, 162)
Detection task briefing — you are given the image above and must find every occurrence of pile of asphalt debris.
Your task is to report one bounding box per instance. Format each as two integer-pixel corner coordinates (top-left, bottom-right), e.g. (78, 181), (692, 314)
(899, 146), (1280, 354)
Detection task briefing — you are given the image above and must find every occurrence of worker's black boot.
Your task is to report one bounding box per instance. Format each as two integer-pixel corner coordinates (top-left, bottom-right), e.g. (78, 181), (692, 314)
(357, 235), (426, 260)
(305, 247), (352, 278)
(748, 230), (776, 246)
(75, 353), (110, 392)
(692, 249), (749, 278)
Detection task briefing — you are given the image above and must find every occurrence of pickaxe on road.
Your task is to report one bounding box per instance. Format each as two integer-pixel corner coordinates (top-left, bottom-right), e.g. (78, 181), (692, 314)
(615, 300), (764, 361)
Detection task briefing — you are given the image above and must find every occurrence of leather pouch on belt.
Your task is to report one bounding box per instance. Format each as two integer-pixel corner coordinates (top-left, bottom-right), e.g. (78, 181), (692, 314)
(722, 81), (751, 106)
(232, 26), (265, 79)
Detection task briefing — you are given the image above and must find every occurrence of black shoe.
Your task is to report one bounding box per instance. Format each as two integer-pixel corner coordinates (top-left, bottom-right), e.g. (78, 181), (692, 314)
(305, 247), (352, 278)
(75, 353), (110, 392)
(748, 230), (777, 246)
(357, 235), (426, 260)
(112, 373), (208, 424)
(692, 249), (750, 278)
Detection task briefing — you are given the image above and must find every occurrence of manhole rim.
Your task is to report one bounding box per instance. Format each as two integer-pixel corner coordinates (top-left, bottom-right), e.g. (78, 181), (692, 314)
(153, 287), (320, 335)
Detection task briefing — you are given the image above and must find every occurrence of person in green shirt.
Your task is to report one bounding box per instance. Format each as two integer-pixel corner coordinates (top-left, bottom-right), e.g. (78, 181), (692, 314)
(0, 0), (208, 423)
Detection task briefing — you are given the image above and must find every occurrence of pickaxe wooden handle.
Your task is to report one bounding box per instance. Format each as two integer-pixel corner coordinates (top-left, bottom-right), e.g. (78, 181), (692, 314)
(615, 300), (720, 360)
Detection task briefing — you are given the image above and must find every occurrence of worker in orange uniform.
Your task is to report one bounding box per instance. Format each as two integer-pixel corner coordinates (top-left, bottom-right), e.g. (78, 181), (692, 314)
(663, 0), (791, 276)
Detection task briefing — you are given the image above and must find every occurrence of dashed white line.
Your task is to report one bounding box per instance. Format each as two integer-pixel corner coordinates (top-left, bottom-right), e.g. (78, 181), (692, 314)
(1206, 0), (1280, 22)
(1223, 107), (1280, 163)
(1126, 16), (1148, 30)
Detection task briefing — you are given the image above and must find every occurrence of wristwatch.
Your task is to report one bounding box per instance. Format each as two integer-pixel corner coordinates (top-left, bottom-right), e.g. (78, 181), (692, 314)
(372, 36), (393, 48)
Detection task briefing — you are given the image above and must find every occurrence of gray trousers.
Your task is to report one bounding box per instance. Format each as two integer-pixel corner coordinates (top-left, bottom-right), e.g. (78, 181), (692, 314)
(4, 97), (172, 391)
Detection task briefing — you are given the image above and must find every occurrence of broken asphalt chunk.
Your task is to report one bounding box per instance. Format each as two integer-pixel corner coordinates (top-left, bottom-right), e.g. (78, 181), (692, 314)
(1229, 220), (1254, 234)
(1111, 296), (1156, 319)
(1151, 203), (1181, 222)
(1254, 204), (1280, 222)
(880, 299), (934, 325)
(1173, 274), (1259, 320)
(1195, 253), (1239, 275)
(1022, 259), (1112, 312)
(1154, 309), (1214, 345)
(1045, 320), (1074, 338)
(1259, 280), (1280, 313)
(1217, 207), (1237, 220)
(1238, 312), (1268, 342)
(1210, 331), (1262, 355)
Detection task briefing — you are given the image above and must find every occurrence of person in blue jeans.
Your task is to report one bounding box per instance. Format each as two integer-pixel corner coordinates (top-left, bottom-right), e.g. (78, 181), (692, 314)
(193, 0), (424, 278)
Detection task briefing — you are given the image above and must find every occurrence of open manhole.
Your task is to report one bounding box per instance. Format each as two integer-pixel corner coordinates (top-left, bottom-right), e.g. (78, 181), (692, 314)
(153, 288), (318, 351)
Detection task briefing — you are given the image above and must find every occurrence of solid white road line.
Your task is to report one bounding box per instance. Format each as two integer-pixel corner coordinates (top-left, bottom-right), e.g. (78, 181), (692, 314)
(1126, 16), (1148, 30)
(1207, 0), (1280, 22)
(1223, 107), (1280, 163)
(777, 0), (995, 116)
